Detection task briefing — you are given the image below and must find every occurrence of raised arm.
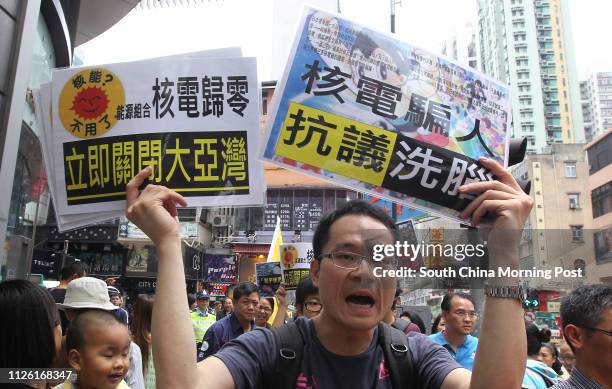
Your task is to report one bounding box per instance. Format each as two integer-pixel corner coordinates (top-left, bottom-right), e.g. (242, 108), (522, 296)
(271, 285), (288, 328)
(442, 157), (532, 389)
(126, 167), (234, 389)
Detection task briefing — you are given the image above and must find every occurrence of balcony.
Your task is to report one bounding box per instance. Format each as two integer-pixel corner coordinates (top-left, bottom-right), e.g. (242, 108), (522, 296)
(537, 36), (553, 43)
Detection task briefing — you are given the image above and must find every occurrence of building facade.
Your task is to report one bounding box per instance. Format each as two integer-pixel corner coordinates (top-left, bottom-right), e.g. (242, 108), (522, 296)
(477, 0), (584, 153)
(580, 72), (612, 143)
(512, 143), (594, 289)
(441, 22), (480, 71)
(1, 0), (78, 280)
(585, 130), (612, 284)
(0, 0), (136, 281)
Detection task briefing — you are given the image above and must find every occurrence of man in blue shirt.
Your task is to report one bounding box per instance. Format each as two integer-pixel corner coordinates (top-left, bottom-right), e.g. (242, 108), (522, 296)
(430, 292), (479, 370)
(200, 281), (259, 360)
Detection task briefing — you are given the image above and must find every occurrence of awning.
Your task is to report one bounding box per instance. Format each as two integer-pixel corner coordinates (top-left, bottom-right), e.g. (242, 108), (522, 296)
(232, 243), (270, 256)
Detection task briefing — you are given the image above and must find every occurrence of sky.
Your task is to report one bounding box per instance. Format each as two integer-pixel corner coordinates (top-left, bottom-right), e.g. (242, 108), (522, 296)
(75, 0), (612, 81)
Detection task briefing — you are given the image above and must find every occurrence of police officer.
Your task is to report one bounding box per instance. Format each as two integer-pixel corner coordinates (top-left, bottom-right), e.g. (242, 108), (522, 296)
(191, 291), (216, 358)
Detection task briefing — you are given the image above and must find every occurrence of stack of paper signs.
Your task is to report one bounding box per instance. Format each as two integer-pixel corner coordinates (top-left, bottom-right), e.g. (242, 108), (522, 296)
(260, 7), (512, 225)
(33, 48), (264, 232)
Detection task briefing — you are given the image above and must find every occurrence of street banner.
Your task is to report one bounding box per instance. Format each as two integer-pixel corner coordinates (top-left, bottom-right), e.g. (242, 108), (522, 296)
(118, 217), (198, 240)
(204, 254), (238, 284)
(262, 7), (511, 224)
(208, 283), (229, 297)
(279, 243), (313, 289)
(255, 261), (282, 297)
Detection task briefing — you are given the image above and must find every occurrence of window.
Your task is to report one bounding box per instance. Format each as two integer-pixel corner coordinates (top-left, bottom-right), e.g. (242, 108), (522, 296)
(568, 193), (580, 209)
(587, 134), (612, 174)
(592, 182), (612, 218)
(570, 226), (583, 242)
(564, 161), (576, 178)
(594, 228), (612, 264)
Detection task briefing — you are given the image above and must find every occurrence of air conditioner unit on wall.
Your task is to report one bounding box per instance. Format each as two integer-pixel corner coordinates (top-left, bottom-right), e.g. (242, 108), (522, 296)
(212, 215), (229, 227)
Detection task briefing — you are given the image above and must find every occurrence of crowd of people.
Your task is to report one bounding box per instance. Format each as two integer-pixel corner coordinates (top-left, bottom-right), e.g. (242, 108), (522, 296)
(0, 162), (610, 389)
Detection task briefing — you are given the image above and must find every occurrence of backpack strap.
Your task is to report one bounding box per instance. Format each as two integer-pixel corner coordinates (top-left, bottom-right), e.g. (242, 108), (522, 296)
(378, 321), (414, 389)
(391, 317), (411, 333)
(268, 321), (305, 389)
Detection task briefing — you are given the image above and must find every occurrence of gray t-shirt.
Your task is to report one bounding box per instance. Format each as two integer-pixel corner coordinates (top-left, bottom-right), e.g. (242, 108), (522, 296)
(216, 317), (461, 388)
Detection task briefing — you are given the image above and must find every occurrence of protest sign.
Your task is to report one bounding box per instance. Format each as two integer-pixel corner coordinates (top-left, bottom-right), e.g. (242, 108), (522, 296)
(262, 7), (511, 224)
(204, 254), (238, 284)
(279, 243), (313, 289)
(34, 48), (262, 231)
(34, 85), (121, 230)
(255, 261), (282, 297)
(362, 194), (427, 222)
(51, 56), (263, 216)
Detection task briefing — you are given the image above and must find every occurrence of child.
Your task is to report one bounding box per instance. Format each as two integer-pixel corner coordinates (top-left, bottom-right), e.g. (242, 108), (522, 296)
(55, 309), (132, 389)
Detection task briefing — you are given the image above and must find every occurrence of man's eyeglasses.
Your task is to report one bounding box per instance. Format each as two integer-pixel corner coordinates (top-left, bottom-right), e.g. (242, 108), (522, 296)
(452, 310), (478, 319)
(304, 301), (322, 312)
(319, 251), (397, 270)
(582, 327), (612, 337)
(558, 355), (575, 363)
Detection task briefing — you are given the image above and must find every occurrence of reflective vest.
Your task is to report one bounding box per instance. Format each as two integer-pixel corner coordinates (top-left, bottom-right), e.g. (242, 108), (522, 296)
(191, 309), (216, 344)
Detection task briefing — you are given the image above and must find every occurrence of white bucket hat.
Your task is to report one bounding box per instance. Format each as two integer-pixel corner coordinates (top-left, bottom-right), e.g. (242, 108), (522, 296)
(57, 276), (117, 311)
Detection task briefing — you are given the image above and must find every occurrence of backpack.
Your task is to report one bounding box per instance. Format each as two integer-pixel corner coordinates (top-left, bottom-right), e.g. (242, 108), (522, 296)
(267, 320), (414, 389)
(391, 317), (412, 333)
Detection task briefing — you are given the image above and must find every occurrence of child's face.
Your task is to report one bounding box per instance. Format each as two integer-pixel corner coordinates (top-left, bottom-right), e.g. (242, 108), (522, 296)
(71, 322), (131, 389)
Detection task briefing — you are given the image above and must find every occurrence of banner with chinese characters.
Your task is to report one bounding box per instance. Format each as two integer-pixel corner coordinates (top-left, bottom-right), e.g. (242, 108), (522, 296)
(35, 84), (121, 230)
(279, 243), (313, 289)
(255, 261), (282, 297)
(33, 48), (250, 231)
(50, 55), (263, 216)
(261, 7), (511, 223)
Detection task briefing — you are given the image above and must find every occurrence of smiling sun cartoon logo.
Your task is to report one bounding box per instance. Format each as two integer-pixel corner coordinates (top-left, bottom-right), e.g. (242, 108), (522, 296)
(58, 68), (124, 139)
(71, 87), (109, 119)
(281, 245), (298, 269)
